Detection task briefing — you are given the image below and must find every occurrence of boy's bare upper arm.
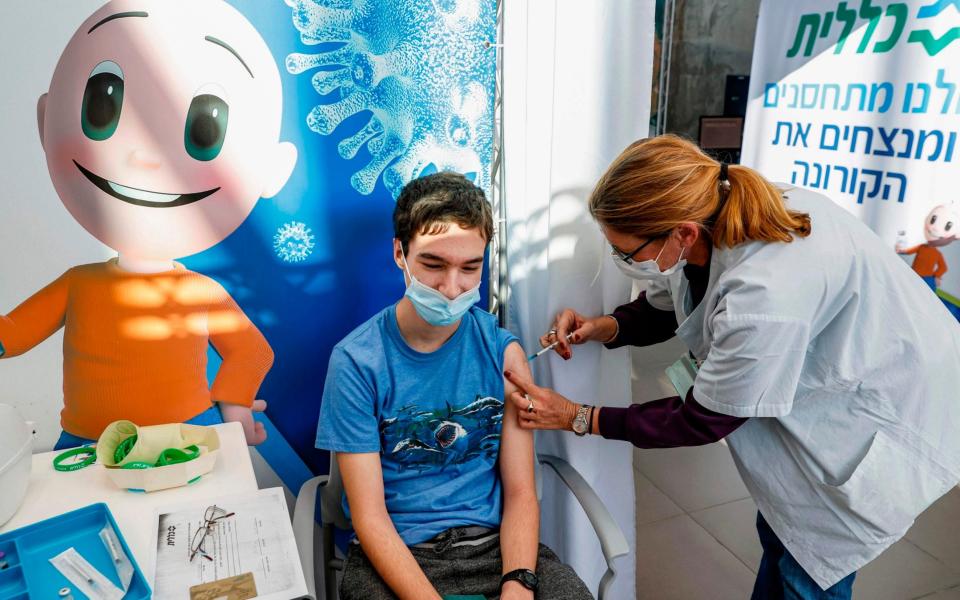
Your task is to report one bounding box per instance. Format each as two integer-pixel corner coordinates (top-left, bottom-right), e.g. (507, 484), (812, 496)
(500, 341), (536, 497)
(338, 452), (390, 522)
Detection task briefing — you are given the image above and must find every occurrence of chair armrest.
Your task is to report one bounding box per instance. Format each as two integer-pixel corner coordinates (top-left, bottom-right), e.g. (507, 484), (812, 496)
(538, 454), (629, 600)
(537, 454), (628, 560)
(294, 475), (329, 600)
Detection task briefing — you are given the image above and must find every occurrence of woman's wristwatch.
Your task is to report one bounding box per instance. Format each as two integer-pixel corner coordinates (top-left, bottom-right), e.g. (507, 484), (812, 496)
(572, 404), (593, 436)
(500, 568), (539, 592)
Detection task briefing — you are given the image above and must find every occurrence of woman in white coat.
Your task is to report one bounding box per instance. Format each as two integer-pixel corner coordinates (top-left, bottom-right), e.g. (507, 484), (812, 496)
(505, 135), (960, 599)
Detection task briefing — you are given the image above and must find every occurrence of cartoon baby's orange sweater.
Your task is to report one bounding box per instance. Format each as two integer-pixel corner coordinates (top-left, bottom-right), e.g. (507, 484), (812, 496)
(902, 244), (948, 278)
(0, 259), (274, 439)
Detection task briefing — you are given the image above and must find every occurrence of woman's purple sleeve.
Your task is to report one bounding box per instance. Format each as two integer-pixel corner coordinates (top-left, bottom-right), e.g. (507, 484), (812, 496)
(597, 388), (748, 447)
(603, 292), (678, 349)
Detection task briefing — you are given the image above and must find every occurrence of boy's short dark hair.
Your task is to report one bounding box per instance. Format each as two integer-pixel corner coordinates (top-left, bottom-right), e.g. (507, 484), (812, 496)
(393, 172), (493, 255)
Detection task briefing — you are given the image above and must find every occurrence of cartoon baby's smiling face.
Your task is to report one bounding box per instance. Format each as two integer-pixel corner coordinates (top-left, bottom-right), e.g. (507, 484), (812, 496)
(924, 204), (958, 247)
(40, 0), (296, 260)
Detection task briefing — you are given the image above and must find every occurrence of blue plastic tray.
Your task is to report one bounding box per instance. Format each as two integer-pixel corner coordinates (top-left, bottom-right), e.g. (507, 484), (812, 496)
(0, 503), (150, 599)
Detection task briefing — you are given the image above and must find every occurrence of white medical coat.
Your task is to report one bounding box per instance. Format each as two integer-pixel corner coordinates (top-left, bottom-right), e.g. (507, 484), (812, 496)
(645, 186), (960, 588)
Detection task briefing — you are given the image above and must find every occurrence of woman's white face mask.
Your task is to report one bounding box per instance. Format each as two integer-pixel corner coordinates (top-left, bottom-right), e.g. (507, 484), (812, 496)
(613, 236), (687, 281)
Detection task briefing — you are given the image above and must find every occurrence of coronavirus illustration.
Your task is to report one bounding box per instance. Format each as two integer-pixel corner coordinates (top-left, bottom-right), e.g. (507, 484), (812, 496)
(274, 221), (316, 263)
(284, 0), (496, 197)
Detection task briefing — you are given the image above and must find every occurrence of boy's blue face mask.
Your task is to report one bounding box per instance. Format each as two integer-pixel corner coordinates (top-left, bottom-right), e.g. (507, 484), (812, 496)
(401, 253), (481, 326)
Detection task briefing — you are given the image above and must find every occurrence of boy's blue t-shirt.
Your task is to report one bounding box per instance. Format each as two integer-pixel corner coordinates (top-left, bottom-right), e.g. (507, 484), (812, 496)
(315, 304), (519, 545)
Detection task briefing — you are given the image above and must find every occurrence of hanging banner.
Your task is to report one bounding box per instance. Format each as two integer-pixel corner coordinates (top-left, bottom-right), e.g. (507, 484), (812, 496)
(742, 0), (960, 313)
(0, 0), (495, 466)
(186, 0), (497, 472)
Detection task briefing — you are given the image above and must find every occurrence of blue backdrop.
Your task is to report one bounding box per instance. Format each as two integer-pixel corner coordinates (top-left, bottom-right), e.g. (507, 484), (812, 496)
(183, 0), (497, 474)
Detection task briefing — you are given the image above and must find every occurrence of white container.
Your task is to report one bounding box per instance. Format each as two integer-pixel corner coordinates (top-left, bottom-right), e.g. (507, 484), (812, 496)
(0, 404), (34, 526)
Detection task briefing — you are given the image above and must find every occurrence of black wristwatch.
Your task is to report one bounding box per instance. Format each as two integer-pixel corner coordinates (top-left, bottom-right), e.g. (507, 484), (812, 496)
(500, 568), (539, 592)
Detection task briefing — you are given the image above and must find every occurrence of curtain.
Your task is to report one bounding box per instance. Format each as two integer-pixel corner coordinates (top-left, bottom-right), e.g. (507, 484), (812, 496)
(503, 1), (655, 597)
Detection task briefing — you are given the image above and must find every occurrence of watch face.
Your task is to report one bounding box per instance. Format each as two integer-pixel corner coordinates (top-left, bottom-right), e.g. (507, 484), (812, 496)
(573, 405), (590, 435)
(520, 570), (539, 587)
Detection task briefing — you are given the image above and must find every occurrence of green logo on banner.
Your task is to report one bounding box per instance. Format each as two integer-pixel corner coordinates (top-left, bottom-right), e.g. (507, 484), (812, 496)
(787, 0), (960, 58)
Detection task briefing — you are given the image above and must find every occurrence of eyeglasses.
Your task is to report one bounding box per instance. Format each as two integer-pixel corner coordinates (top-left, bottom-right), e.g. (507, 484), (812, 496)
(610, 235), (663, 264)
(190, 505), (235, 562)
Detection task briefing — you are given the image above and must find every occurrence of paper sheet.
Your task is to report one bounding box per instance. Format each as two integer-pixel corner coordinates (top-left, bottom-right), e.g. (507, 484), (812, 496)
(152, 487), (307, 600)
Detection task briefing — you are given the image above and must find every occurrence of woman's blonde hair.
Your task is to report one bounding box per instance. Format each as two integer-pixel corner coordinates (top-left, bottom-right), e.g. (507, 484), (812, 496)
(588, 135), (811, 247)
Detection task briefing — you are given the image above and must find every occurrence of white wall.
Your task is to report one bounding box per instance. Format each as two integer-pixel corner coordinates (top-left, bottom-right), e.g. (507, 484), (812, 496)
(0, 2), (113, 450)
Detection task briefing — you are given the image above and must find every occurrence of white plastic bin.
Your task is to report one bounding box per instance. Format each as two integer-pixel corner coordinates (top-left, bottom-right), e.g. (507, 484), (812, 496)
(0, 404), (34, 526)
